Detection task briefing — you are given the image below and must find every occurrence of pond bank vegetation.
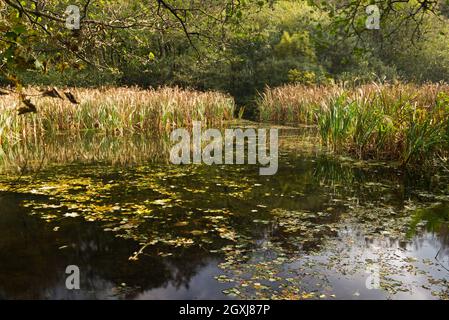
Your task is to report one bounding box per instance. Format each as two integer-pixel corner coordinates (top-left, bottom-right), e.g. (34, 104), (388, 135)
(0, 87), (235, 147)
(1, 83), (448, 169)
(259, 83), (449, 167)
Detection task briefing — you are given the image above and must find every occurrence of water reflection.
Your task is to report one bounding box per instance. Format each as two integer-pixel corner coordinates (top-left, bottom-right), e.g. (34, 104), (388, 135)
(0, 132), (171, 174)
(0, 194), (231, 300)
(0, 128), (448, 299)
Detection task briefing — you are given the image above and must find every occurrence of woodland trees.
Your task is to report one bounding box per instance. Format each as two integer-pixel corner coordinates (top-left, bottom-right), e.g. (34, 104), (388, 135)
(1, 0), (448, 103)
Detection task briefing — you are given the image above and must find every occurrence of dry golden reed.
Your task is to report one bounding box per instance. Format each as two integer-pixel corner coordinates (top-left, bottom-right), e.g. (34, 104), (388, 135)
(0, 86), (235, 145)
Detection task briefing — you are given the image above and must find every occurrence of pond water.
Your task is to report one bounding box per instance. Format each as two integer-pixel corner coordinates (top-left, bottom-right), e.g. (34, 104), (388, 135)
(0, 124), (448, 300)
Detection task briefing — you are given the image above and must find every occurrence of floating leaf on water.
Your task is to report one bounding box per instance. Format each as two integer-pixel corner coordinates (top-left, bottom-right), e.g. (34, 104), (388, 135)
(64, 212), (79, 218)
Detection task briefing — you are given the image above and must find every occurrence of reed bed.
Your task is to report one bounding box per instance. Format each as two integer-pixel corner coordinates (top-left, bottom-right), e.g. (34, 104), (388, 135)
(0, 86), (235, 146)
(258, 83), (449, 166)
(258, 84), (343, 124)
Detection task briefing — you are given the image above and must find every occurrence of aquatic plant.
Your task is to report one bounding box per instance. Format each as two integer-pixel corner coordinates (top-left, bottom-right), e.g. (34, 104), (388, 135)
(0, 86), (235, 145)
(258, 84), (342, 124)
(259, 83), (449, 166)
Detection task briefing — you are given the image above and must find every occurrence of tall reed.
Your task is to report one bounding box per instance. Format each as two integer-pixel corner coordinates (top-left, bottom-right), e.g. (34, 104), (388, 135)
(258, 84), (343, 124)
(259, 83), (449, 166)
(0, 86), (235, 145)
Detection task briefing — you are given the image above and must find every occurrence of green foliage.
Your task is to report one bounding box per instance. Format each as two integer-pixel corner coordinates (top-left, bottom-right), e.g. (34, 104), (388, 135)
(259, 83), (449, 167)
(317, 86), (449, 166)
(1, 0), (449, 112)
(318, 94), (356, 152)
(288, 69), (317, 85)
(274, 31), (316, 60)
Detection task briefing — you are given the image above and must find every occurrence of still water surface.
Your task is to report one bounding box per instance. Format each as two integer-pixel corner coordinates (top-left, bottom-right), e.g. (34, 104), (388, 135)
(0, 126), (448, 299)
